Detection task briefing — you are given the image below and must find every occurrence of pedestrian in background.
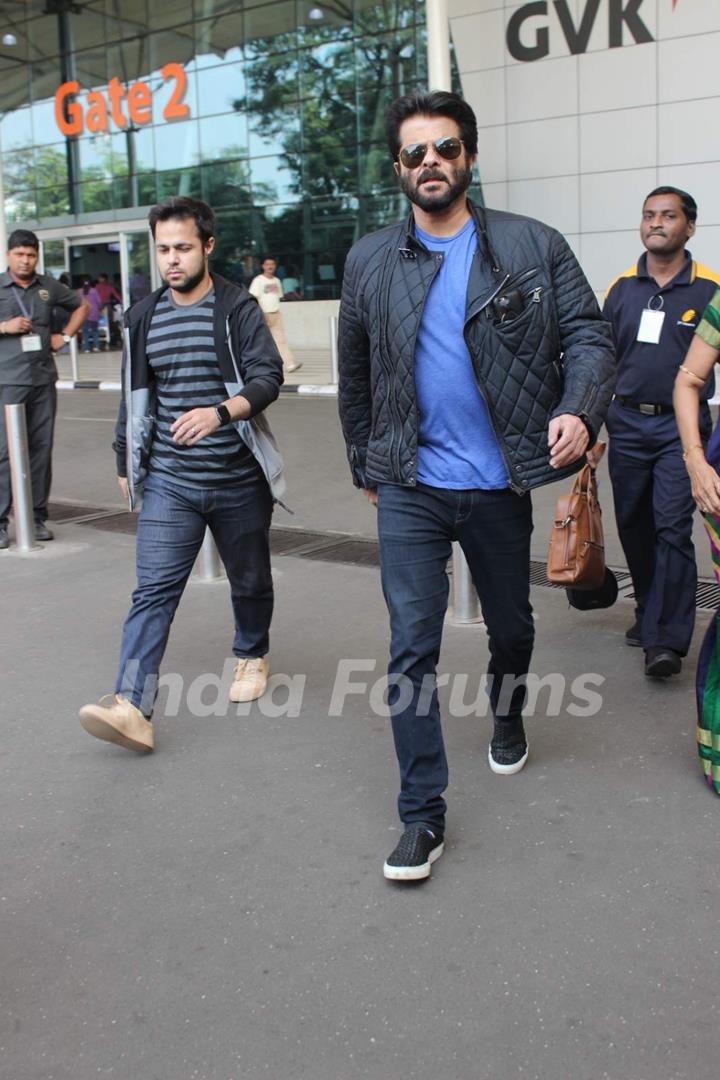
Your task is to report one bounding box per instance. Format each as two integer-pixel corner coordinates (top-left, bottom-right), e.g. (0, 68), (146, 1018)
(96, 272), (122, 348)
(81, 279), (103, 352)
(249, 256), (302, 374)
(0, 229), (88, 548)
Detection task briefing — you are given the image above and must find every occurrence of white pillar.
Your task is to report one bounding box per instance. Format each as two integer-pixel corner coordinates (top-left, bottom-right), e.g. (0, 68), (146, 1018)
(0, 144), (7, 260)
(426, 0), (452, 92)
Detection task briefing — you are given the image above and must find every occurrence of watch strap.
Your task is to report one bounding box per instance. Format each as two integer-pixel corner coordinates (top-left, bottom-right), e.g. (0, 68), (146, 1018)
(214, 404), (232, 426)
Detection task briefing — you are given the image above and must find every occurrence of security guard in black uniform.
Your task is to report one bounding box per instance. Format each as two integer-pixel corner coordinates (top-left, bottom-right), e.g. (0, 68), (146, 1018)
(604, 187), (720, 677)
(0, 229), (88, 549)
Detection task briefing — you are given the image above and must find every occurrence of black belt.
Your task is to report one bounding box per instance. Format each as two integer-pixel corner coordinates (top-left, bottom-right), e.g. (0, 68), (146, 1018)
(615, 396), (674, 416)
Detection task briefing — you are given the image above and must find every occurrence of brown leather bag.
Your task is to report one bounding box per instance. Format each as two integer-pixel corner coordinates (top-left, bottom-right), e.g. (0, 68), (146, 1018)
(546, 463), (606, 589)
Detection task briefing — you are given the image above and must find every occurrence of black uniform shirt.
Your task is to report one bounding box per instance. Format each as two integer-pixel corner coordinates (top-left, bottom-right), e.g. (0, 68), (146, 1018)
(603, 252), (720, 405)
(0, 271), (82, 386)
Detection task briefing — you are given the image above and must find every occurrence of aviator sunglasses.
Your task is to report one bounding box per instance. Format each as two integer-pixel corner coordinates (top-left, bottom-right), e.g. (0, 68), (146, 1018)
(398, 136), (464, 169)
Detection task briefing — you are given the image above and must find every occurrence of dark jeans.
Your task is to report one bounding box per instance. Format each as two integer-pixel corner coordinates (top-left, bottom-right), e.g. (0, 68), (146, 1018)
(116, 472), (274, 716)
(0, 382), (56, 525)
(84, 320), (100, 351)
(377, 482), (535, 834)
(607, 400), (711, 654)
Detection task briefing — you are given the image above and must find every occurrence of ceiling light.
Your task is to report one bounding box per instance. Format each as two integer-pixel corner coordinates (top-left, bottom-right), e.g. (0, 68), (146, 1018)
(309, 7), (324, 19)
(2, 32), (18, 46)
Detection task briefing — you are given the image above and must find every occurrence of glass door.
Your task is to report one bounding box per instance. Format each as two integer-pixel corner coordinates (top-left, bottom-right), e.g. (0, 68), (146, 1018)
(38, 237), (80, 381)
(119, 230), (157, 310)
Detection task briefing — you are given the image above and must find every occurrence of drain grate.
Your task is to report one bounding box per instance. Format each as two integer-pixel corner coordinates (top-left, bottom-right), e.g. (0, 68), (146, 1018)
(44, 502), (720, 610)
(696, 580), (720, 610)
(528, 559), (634, 593)
(83, 512), (138, 534)
(302, 538), (381, 567)
(269, 528), (340, 556)
(46, 500), (116, 523)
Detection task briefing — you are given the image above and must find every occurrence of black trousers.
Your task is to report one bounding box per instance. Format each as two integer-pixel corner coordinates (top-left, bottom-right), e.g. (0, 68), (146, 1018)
(0, 382), (57, 525)
(607, 399), (711, 655)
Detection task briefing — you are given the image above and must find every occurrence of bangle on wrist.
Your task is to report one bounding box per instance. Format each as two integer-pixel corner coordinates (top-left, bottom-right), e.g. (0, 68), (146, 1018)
(683, 444), (704, 461)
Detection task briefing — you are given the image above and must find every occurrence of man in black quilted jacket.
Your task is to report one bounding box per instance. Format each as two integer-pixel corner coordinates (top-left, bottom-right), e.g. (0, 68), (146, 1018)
(338, 91), (615, 882)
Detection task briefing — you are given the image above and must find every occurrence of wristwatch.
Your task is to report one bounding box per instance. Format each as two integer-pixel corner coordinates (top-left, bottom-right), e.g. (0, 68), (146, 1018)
(61, 333), (72, 344)
(214, 404), (232, 426)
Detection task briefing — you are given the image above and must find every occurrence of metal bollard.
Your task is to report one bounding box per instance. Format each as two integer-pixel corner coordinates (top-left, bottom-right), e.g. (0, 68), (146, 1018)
(329, 314), (339, 385)
(4, 404), (39, 552)
(194, 527), (225, 581)
(69, 334), (80, 383)
(449, 542), (482, 624)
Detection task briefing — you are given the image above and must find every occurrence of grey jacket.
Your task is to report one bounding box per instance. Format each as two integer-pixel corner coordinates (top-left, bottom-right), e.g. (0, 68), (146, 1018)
(338, 201), (616, 494)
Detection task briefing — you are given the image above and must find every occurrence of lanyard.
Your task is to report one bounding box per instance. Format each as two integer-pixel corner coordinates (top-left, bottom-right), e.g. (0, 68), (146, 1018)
(12, 285), (34, 321)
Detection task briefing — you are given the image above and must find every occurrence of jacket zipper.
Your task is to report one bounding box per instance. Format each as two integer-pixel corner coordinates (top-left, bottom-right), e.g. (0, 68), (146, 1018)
(463, 269), (540, 495)
(466, 266), (539, 324)
(379, 240), (443, 485)
(463, 334), (524, 494)
(376, 246), (401, 481)
(224, 313), (242, 384)
(122, 322), (135, 509)
(400, 251), (444, 484)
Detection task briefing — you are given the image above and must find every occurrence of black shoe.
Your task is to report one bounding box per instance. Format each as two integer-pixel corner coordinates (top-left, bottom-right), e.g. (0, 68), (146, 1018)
(489, 717), (528, 775)
(625, 619), (643, 647)
(488, 741), (529, 775)
(34, 522), (54, 541)
(0, 525), (8, 550)
(383, 825), (444, 881)
(645, 647), (682, 678)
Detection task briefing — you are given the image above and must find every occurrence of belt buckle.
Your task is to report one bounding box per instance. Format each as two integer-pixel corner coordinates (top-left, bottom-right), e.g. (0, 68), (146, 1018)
(638, 403), (656, 416)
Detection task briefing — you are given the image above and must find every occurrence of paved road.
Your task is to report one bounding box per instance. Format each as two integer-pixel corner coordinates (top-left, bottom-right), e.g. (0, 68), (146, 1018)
(1, 391), (718, 1080)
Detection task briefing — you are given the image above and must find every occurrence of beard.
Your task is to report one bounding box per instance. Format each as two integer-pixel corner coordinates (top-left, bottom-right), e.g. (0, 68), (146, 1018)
(163, 261), (207, 293)
(399, 163), (473, 213)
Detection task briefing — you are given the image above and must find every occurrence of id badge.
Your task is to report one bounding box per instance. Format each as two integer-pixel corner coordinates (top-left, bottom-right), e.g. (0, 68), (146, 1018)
(637, 309), (665, 344)
(21, 334), (42, 352)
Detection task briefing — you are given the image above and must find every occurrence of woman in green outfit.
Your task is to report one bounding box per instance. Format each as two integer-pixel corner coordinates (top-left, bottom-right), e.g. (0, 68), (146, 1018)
(674, 287), (720, 794)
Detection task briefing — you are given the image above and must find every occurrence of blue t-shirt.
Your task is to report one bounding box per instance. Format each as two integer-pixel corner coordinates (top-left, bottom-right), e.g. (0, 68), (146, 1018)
(414, 219), (508, 489)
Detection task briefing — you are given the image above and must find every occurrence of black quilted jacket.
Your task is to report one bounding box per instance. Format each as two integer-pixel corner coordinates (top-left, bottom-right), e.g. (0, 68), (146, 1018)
(338, 201), (616, 494)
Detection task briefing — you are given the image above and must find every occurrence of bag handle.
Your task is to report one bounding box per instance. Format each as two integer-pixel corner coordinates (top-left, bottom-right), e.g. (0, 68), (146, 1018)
(571, 463), (598, 500)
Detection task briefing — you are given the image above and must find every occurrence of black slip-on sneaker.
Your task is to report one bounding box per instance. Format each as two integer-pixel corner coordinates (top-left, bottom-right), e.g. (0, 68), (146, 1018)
(383, 825), (444, 882)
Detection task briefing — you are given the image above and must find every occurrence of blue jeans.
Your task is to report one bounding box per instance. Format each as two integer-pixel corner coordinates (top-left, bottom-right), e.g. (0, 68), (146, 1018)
(116, 472), (274, 715)
(85, 321), (100, 351)
(377, 483), (535, 834)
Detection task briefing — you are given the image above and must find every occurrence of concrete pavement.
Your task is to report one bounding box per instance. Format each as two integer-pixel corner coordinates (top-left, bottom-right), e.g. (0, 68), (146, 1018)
(1, 391), (719, 1080)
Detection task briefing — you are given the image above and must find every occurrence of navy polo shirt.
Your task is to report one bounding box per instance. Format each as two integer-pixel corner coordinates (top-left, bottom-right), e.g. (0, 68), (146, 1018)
(603, 252), (720, 405)
(0, 270), (82, 386)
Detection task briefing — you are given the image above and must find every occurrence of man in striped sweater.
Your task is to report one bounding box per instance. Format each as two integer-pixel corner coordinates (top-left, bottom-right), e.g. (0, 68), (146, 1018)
(79, 197), (285, 752)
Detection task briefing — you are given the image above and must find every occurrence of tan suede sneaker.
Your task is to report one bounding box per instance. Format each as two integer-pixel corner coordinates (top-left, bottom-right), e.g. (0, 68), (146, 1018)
(229, 657), (269, 702)
(79, 694), (154, 753)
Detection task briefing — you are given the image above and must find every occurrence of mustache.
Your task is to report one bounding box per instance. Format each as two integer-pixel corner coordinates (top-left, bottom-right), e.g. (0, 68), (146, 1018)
(416, 169), (447, 184)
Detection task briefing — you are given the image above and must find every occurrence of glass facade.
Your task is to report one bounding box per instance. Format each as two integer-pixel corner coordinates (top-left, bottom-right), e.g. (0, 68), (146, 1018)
(0, 0), (439, 298)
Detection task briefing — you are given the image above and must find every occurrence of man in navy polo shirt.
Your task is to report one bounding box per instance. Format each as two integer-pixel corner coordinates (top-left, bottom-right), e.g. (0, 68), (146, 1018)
(604, 187), (720, 677)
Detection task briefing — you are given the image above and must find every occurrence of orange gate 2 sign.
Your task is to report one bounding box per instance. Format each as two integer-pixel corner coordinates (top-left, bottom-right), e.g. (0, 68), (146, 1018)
(54, 63), (190, 136)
